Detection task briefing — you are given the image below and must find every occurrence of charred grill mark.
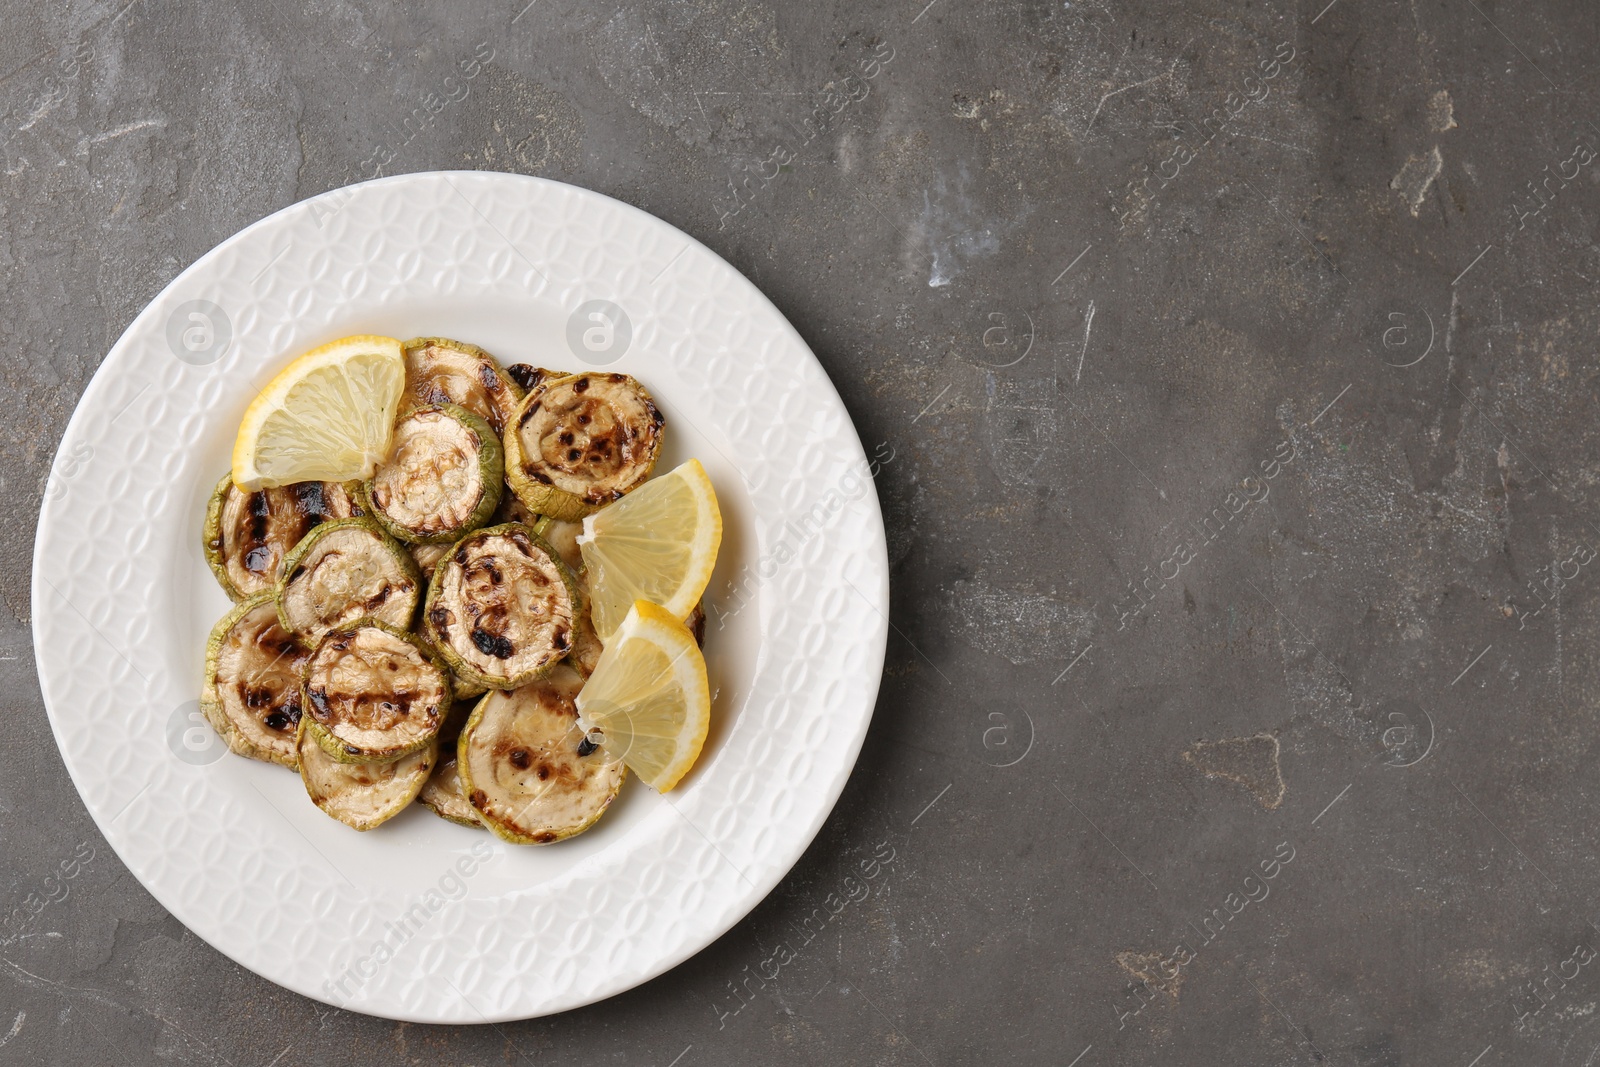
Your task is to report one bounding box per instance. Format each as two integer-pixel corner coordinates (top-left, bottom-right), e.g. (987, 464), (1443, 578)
(238, 491), (278, 575)
(517, 399), (543, 436)
(553, 629), (570, 652)
(573, 377), (590, 393)
(308, 687), (332, 720)
(247, 491), (270, 541)
(470, 789), (488, 807)
(428, 605), (453, 636)
(294, 482), (329, 523)
(263, 705), (298, 731)
(576, 736), (598, 757)
(509, 748), (530, 769)
(507, 364), (544, 392)
(484, 561), (502, 585)
(363, 585), (392, 611)
(528, 470), (552, 484)
(478, 362), (501, 393)
(533, 832), (557, 843)
(508, 531), (533, 555)
(535, 764), (550, 781)
(471, 628), (514, 659)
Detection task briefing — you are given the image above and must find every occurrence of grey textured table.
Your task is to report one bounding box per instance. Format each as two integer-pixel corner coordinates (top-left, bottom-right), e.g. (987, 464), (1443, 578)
(3, 0), (1596, 1063)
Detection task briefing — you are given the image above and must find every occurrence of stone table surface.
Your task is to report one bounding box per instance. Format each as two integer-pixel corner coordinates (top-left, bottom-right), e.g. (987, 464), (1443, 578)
(3, 0), (1598, 1063)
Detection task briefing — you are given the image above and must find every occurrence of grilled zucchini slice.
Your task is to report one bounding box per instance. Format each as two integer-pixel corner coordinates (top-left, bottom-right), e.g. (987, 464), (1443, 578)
(411, 545), (533, 714)
(504, 372), (664, 521)
(361, 403), (503, 544)
(200, 592), (307, 768)
(417, 756), (483, 827)
(400, 337), (522, 435)
(276, 517), (421, 644)
(457, 665), (625, 843)
(203, 473), (360, 600)
(302, 619), (451, 764)
(297, 721), (437, 831)
(424, 523), (580, 690)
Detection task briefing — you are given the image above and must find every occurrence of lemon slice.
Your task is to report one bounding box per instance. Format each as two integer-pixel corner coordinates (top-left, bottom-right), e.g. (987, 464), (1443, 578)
(575, 601), (710, 792)
(232, 335), (406, 490)
(577, 458), (722, 640)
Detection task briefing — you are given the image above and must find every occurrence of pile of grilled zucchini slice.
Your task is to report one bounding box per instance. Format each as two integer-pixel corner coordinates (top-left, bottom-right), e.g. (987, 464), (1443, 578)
(198, 336), (683, 841)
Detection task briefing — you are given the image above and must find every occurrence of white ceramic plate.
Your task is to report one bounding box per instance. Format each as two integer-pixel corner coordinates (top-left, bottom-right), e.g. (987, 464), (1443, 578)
(31, 172), (888, 1022)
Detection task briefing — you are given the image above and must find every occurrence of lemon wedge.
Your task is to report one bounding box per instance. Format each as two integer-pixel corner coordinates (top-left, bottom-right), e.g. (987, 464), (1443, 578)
(577, 458), (722, 640)
(575, 600), (710, 792)
(232, 335), (405, 490)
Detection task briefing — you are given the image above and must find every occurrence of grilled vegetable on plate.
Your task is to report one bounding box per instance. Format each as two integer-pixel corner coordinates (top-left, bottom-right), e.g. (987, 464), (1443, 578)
(297, 723), (437, 831)
(276, 517), (421, 644)
(504, 371), (664, 521)
(301, 619), (451, 764)
(400, 337), (522, 435)
(203, 475), (362, 600)
(423, 523), (580, 690)
(418, 756), (483, 827)
(457, 664), (625, 843)
(195, 331), (723, 842)
(200, 592), (308, 768)
(360, 403), (503, 544)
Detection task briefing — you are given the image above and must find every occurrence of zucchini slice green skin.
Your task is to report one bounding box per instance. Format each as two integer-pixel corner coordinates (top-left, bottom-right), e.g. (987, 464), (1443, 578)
(456, 665), (624, 843)
(491, 490), (541, 528)
(297, 721), (437, 831)
(302, 619), (451, 764)
(276, 517), (421, 645)
(361, 403), (504, 545)
(400, 337), (522, 436)
(504, 372), (664, 522)
(200, 591), (307, 768)
(417, 756), (484, 827)
(203, 473), (361, 601)
(423, 523), (581, 690)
